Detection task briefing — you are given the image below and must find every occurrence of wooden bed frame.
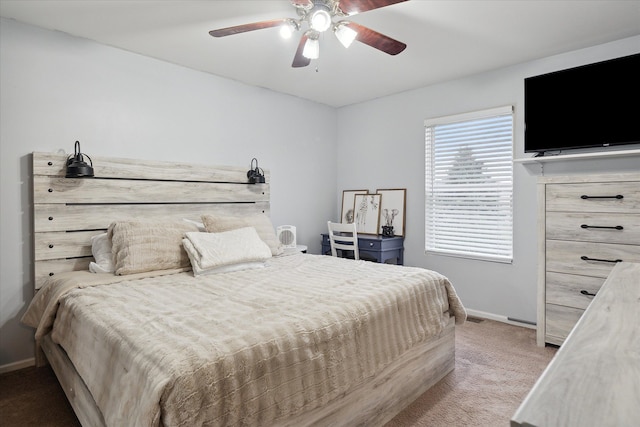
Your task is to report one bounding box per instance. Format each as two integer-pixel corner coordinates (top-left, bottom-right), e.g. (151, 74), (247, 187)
(32, 151), (457, 426)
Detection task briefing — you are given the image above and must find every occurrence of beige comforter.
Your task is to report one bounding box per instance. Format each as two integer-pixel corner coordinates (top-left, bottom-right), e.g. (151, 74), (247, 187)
(22, 254), (465, 426)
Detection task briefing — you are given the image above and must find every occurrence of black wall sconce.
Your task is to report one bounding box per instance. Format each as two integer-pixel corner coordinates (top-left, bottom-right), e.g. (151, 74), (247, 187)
(65, 141), (94, 178)
(247, 157), (265, 184)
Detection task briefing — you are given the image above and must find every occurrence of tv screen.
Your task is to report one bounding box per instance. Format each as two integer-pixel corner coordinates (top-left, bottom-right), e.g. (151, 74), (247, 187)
(524, 53), (640, 154)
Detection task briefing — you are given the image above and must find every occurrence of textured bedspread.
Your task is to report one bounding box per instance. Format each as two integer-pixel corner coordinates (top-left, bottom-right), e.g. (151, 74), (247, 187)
(23, 254), (465, 426)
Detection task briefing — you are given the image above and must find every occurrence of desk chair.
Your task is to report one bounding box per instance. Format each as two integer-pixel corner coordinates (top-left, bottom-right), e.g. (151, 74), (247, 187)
(327, 221), (360, 260)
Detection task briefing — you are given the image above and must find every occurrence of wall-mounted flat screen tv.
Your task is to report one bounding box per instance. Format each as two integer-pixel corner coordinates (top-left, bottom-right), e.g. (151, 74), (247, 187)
(524, 53), (640, 155)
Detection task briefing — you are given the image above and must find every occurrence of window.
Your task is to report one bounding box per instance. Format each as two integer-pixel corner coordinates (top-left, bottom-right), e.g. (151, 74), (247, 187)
(425, 106), (513, 263)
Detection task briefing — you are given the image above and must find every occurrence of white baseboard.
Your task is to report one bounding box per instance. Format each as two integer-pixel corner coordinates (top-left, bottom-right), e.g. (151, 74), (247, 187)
(465, 309), (536, 330)
(0, 357), (35, 374)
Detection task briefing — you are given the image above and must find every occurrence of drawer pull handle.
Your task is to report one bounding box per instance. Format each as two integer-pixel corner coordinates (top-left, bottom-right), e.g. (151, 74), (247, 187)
(580, 224), (624, 230)
(580, 290), (597, 297)
(580, 194), (623, 200)
(580, 255), (622, 263)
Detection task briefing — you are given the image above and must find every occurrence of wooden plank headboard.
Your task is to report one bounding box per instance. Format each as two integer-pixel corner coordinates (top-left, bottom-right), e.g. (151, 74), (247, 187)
(32, 152), (271, 289)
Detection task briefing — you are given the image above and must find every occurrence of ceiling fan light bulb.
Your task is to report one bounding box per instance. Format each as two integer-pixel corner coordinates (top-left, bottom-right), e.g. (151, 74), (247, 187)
(335, 24), (357, 48)
(280, 25), (293, 39)
(302, 37), (320, 59)
(310, 9), (331, 32)
(280, 19), (297, 39)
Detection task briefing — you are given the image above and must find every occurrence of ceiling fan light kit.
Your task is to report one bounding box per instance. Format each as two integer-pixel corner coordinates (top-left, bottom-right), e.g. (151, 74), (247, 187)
(279, 19), (299, 39)
(302, 31), (320, 59)
(310, 8), (332, 32)
(334, 21), (357, 48)
(209, 0), (408, 68)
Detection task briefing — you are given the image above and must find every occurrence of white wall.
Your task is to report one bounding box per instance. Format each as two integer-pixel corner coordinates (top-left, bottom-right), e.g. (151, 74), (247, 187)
(335, 35), (640, 323)
(0, 18), (337, 368)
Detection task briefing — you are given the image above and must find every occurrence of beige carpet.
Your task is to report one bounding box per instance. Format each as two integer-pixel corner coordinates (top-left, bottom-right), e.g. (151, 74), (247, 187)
(386, 318), (557, 426)
(0, 319), (555, 426)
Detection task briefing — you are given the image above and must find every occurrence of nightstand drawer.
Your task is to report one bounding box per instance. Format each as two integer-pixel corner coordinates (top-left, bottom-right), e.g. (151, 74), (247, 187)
(546, 240), (640, 278)
(545, 272), (603, 310)
(546, 182), (640, 213)
(546, 211), (640, 244)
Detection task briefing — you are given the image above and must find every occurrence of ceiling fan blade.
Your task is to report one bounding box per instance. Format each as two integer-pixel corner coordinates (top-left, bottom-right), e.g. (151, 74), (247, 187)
(345, 22), (406, 55)
(292, 34), (311, 68)
(338, 0), (408, 15)
(209, 19), (287, 37)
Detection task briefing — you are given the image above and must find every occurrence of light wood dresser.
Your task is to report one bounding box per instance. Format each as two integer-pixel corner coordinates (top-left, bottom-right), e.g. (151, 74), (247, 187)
(513, 262), (640, 426)
(537, 173), (640, 346)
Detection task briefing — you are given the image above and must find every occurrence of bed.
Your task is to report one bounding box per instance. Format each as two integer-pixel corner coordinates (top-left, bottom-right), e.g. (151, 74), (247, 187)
(23, 152), (466, 426)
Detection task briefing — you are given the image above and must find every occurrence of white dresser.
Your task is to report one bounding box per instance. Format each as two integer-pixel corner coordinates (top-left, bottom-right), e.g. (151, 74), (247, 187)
(537, 173), (640, 346)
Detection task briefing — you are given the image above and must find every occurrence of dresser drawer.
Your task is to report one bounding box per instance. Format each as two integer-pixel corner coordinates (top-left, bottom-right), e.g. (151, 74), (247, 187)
(546, 240), (640, 278)
(546, 182), (640, 213)
(546, 303), (584, 344)
(546, 211), (640, 244)
(545, 271), (603, 310)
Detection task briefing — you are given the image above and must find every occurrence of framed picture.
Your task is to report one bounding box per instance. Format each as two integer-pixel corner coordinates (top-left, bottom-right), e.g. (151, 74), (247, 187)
(376, 188), (406, 236)
(353, 193), (382, 235)
(341, 189), (368, 224)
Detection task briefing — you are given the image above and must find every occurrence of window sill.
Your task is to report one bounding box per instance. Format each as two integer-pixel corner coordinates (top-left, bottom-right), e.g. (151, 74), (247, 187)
(425, 250), (513, 264)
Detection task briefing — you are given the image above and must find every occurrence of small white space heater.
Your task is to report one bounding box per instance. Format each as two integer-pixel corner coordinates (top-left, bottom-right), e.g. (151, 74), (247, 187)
(276, 225), (297, 249)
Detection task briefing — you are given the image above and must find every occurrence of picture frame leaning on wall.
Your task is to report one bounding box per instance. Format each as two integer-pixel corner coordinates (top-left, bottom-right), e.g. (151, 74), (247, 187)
(353, 193), (382, 235)
(376, 188), (406, 236)
(341, 189), (368, 224)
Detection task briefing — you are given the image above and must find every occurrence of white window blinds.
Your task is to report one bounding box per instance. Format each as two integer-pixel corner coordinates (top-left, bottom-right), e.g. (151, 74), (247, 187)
(425, 106), (513, 262)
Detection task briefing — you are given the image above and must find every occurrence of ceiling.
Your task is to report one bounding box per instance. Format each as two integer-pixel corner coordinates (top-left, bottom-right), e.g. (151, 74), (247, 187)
(1, 0), (639, 107)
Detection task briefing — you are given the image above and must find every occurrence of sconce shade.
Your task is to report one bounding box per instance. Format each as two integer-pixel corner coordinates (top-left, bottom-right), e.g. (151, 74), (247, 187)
(247, 158), (265, 184)
(250, 173), (266, 184)
(66, 141), (94, 178)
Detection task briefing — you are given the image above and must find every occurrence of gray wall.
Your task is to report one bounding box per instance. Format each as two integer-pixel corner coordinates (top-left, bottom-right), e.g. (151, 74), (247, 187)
(0, 18), (337, 368)
(335, 35), (640, 323)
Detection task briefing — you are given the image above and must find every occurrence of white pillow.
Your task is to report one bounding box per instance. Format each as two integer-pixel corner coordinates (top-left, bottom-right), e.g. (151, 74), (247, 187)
(189, 261), (265, 277)
(183, 227), (272, 276)
(201, 214), (283, 256)
(89, 232), (114, 274)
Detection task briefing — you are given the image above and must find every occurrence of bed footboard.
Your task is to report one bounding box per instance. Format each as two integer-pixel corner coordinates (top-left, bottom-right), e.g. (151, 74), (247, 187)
(280, 317), (455, 427)
(42, 318), (455, 427)
(41, 335), (106, 427)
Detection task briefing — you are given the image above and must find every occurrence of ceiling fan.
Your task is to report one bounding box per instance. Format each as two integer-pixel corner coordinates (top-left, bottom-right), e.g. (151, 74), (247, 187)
(209, 0), (408, 68)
